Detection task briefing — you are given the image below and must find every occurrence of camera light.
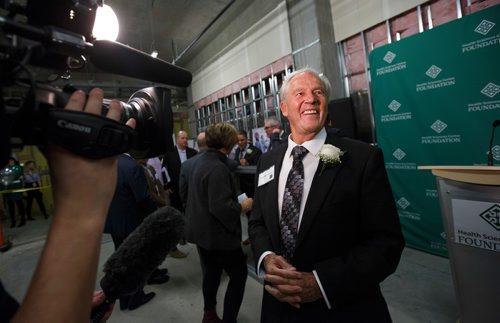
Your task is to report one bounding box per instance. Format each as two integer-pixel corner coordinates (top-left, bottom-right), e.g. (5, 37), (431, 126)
(92, 4), (119, 41)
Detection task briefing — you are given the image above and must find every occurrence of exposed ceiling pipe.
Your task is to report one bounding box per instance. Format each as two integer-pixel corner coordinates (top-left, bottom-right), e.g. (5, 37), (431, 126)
(172, 0), (236, 65)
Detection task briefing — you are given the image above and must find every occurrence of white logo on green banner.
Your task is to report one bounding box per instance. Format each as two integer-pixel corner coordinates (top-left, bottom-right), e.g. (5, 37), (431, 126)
(475, 20), (495, 35)
(467, 83), (500, 112)
(426, 65), (442, 79)
(397, 197), (410, 209)
(481, 82), (500, 98)
(492, 145), (500, 161)
(383, 51), (396, 63)
(431, 120), (447, 133)
(376, 51), (407, 76)
(422, 120), (461, 144)
(416, 66), (455, 91)
(386, 148), (416, 169)
(393, 148), (406, 160)
(381, 100), (412, 122)
(425, 189), (438, 198)
(462, 19), (499, 52)
(388, 100), (401, 112)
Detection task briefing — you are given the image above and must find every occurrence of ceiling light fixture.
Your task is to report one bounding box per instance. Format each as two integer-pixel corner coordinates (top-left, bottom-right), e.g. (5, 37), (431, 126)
(92, 4), (119, 41)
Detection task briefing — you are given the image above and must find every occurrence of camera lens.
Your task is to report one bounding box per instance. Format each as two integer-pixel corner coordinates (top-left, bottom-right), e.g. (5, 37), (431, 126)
(120, 87), (174, 159)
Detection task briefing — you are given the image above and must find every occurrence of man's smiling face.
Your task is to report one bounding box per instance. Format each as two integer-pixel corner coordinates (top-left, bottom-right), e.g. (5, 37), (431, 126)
(280, 71), (328, 144)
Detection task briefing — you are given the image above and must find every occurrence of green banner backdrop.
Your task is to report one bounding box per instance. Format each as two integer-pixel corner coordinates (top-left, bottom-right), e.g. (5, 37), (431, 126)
(369, 5), (500, 256)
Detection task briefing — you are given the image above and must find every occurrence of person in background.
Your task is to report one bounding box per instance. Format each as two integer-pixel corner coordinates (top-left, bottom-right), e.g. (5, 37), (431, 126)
(196, 131), (208, 152)
(2, 88), (133, 322)
(137, 158), (171, 285)
(233, 130), (262, 198)
(264, 116), (286, 152)
(248, 68), (405, 322)
(180, 123), (253, 323)
(162, 130), (197, 258)
(3, 157), (27, 227)
(104, 153), (158, 310)
(23, 160), (49, 220)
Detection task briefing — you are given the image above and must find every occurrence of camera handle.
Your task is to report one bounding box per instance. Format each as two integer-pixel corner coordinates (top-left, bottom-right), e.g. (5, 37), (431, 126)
(46, 109), (136, 159)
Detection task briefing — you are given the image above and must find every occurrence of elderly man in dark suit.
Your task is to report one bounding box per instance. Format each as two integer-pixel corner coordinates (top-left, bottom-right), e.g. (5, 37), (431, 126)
(248, 68), (405, 323)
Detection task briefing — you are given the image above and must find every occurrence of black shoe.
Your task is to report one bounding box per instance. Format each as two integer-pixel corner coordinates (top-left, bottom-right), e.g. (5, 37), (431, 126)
(27, 216), (35, 221)
(119, 296), (130, 310)
(147, 273), (170, 285)
(128, 292), (155, 310)
(10, 222), (16, 228)
(17, 220), (26, 227)
(154, 268), (168, 276)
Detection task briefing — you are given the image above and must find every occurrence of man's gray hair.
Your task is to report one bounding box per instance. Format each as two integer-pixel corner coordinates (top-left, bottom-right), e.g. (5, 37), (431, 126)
(279, 67), (331, 101)
(264, 115), (281, 128)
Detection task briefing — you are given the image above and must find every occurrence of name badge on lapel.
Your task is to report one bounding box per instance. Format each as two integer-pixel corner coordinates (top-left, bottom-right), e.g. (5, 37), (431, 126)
(258, 165), (275, 187)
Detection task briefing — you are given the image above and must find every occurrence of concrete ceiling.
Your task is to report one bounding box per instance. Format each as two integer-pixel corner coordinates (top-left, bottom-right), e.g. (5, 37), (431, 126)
(105, 0), (234, 65)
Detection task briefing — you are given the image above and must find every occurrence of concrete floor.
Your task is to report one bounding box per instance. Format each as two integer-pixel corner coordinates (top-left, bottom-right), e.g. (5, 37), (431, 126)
(0, 212), (459, 323)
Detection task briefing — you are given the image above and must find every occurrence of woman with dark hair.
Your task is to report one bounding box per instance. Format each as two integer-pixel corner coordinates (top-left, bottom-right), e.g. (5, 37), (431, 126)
(23, 160), (49, 219)
(3, 157), (27, 227)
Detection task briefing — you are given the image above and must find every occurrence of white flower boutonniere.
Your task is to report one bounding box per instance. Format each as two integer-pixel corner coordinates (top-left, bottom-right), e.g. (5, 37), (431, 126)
(246, 148), (253, 155)
(319, 144), (344, 175)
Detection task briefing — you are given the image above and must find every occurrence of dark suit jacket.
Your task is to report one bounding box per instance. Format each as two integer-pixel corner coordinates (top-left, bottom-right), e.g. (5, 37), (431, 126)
(104, 154), (157, 238)
(181, 149), (242, 250)
(248, 132), (405, 323)
(162, 146), (197, 211)
(268, 130), (287, 152)
(234, 143), (262, 197)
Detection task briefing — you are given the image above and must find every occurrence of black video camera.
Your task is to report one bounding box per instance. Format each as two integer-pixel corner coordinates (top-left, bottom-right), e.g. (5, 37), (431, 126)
(0, 0), (192, 166)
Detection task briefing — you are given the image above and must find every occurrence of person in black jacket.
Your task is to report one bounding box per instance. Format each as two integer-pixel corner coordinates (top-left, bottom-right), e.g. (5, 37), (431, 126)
(234, 130), (262, 199)
(180, 123), (253, 323)
(162, 130), (197, 258)
(104, 153), (158, 311)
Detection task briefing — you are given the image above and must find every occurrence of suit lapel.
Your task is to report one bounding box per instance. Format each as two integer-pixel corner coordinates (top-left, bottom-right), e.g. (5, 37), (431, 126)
(296, 134), (346, 247)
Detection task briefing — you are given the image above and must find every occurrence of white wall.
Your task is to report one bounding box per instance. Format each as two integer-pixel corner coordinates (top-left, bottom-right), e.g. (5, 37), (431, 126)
(190, 1), (291, 103)
(331, 0), (430, 41)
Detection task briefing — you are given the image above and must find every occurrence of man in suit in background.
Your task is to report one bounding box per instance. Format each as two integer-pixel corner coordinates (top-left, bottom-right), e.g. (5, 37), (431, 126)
(248, 68), (405, 322)
(162, 130), (197, 258)
(264, 116), (286, 152)
(104, 153), (158, 311)
(234, 130), (262, 198)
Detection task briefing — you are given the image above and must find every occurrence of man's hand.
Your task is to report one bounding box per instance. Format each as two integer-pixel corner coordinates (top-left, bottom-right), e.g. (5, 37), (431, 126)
(263, 254), (323, 308)
(263, 254), (302, 307)
(239, 158), (249, 166)
(240, 197), (253, 213)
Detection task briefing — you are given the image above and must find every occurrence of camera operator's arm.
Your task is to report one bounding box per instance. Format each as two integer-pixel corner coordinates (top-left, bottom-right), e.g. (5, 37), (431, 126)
(11, 88), (135, 323)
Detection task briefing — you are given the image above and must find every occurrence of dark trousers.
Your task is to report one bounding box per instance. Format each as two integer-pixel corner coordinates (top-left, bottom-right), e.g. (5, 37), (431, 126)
(25, 189), (48, 218)
(7, 199), (26, 226)
(111, 235), (147, 308)
(197, 246), (248, 323)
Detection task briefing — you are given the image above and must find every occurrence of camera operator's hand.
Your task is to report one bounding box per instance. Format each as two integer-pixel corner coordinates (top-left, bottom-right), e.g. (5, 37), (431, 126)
(91, 290), (114, 323)
(11, 88), (135, 323)
(46, 88), (136, 217)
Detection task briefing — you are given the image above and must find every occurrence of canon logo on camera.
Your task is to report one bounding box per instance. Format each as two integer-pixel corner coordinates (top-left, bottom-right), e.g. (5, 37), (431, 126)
(57, 119), (92, 134)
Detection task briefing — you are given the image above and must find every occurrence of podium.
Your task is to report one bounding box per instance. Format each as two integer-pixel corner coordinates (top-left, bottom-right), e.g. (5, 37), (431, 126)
(418, 166), (500, 323)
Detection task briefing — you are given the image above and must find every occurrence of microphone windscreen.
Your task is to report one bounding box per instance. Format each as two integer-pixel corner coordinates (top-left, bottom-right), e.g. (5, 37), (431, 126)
(100, 206), (185, 300)
(89, 40), (192, 87)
